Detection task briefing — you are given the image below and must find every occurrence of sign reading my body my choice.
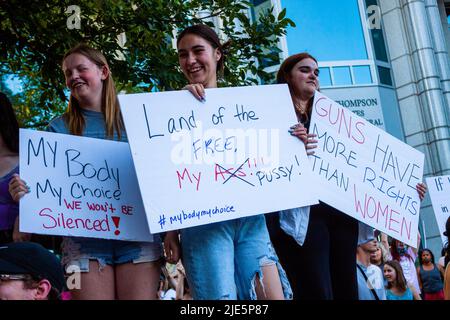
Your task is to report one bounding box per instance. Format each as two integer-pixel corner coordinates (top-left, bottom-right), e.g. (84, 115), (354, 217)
(119, 84), (319, 233)
(19, 129), (153, 241)
(310, 91), (424, 247)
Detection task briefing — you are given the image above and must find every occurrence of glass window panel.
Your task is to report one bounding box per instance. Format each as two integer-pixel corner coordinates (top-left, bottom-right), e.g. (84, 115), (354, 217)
(318, 67), (332, 86)
(378, 66), (393, 86)
(333, 66), (352, 85)
(251, 0), (281, 68)
(353, 65), (372, 84)
(281, 0), (368, 61)
(364, 0), (389, 62)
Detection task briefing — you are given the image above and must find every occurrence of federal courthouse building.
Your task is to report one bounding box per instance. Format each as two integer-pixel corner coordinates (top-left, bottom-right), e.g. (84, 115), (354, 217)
(248, 0), (450, 257)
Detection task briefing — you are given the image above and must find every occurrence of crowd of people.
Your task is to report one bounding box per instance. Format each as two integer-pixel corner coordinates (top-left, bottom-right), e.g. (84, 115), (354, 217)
(1, 24), (449, 301)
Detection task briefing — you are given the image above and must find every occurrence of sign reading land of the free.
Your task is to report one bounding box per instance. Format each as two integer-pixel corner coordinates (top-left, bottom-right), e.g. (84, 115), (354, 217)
(426, 175), (450, 245)
(19, 129), (153, 241)
(119, 84), (319, 233)
(309, 91), (424, 247)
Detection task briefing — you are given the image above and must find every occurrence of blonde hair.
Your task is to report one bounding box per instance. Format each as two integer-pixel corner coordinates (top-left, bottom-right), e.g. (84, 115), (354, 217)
(62, 44), (124, 139)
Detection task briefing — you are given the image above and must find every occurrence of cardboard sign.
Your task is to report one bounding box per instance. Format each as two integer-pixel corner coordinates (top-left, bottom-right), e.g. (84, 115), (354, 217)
(119, 84), (319, 233)
(426, 175), (450, 245)
(309, 91), (424, 247)
(19, 129), (153, 241)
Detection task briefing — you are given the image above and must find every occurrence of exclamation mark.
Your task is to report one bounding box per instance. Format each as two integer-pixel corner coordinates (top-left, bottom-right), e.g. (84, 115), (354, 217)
(295, 155), (301, 176)
(295, 155), (300, 166)
(112, 216), (121, 236)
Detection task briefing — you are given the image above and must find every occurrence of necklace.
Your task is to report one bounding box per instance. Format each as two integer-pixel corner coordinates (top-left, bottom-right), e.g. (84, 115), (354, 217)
(294, 102), (307, 115)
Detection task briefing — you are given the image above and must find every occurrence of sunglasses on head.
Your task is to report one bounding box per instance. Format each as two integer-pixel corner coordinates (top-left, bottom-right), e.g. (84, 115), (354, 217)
(0, 274), (33, 282)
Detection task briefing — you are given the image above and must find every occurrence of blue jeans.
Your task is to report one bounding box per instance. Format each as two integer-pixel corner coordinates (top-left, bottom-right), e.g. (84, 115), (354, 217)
(61, 236), (163, 272)
(180, 215), (292, 300)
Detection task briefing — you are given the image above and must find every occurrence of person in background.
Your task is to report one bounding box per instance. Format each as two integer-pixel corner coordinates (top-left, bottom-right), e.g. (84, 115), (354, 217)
(0, 92), (30, 244)
(384, 260), (421, 300)
(443, 217), (450, 300)
(438, 245), (447, 276)
(356, 223), (386, 300)
(416, 248), (444, 300)
(390, 237), (421, 297)
(370, 240), (391, 273)
(0, 242), (65, 300)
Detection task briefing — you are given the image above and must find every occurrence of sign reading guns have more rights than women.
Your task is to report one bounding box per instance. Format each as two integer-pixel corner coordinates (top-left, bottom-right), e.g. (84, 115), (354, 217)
(309, 92), (424, 247)
(19, 129), (153, 241)
(119, 84), (319, 233)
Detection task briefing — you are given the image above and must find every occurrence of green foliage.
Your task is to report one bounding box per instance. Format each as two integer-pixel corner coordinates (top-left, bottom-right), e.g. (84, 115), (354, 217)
(0, 0), (295, 127)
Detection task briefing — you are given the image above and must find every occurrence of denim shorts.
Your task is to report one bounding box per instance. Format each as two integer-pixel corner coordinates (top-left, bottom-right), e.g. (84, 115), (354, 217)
(180, 215), (293, 300)
(61, 236), (163, 272)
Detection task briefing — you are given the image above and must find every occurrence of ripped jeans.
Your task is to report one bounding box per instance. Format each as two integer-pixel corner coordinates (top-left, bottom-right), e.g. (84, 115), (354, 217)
(180, 215), (292, 300)
(61, 236), (163, 272)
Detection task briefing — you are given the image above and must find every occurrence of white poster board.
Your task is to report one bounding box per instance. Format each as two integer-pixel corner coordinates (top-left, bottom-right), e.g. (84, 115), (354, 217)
(426, 175), (450, 246)
(119, 84), (319, 233)
(309, 91), (424, 247)
(19, 129), (153, 241)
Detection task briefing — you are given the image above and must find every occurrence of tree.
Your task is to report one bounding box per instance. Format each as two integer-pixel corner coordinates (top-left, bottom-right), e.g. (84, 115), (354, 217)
(0, 0), (295, 127)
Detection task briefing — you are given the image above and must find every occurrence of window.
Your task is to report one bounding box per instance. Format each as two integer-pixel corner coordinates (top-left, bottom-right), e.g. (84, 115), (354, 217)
(365, 0), (389, 62)
(280, 0), (368, 61)
(319, 67), (332, 86)
(353, 65), (372, 84)
(333, 66), (352, 85)
(378, 66), (393, 86)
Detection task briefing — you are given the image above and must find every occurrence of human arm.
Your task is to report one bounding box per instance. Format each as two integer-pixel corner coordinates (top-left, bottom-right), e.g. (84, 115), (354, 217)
(12, 216), (31, 242)
(438, 263), (445, 279)
(409, 284), (422, 300)
(380, 232), (392, 261)
(411, 233), (421, 255)
(164, 231), (181, 264)
(416, 266), (423, 292)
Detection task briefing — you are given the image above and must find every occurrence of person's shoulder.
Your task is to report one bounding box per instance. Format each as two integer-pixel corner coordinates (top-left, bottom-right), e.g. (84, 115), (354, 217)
(47, 115), (68, 133)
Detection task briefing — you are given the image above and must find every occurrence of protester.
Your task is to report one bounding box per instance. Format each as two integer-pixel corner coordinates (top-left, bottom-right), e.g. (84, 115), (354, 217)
(163, 24), (292, 300)
(443, 217), (450, 300)
(0, 242), (65, 300)
(384, 260), (421, 300)
(8, 44), (163, 300)
(370, 240), (391, 273)
(416, 248), (444, 300)
(356, 223), (386, 300)
(390, 237), (421, 296)
(264, 52), (428, 300)
(0, 92), (29, 244)
(438, 246), (447, 276)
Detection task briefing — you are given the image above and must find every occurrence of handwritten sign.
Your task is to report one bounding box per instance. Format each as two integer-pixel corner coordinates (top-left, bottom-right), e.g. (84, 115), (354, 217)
(119, 84), (319, 233)
(426, 175), (450, 245)
(19, 129), (153, 241)
(309, 91), (424, 247)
